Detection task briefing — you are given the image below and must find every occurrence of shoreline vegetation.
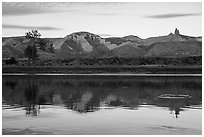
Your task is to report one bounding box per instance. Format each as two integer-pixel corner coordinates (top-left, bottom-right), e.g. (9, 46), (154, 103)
(2, 65), (202, 74)
(2, 56), (202, 74)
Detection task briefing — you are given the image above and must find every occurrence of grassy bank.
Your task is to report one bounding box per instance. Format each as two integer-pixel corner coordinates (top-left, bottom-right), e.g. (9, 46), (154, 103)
(2, 65), (202, 74)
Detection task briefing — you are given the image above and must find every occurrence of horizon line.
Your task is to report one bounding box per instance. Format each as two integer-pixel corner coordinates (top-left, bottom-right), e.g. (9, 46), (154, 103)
(2, 29), (202, 39)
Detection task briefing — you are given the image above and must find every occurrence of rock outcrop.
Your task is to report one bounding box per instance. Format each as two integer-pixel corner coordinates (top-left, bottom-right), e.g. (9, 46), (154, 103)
(175, 28), (180, 36)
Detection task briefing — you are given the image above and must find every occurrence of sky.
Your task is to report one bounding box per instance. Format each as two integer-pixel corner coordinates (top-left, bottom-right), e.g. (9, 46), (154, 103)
(2, 2), (202, 38)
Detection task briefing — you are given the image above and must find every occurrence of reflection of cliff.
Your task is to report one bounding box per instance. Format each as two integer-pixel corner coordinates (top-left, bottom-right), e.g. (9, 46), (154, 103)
(64, 91), (100, 113)
(2, 76), (202, 115)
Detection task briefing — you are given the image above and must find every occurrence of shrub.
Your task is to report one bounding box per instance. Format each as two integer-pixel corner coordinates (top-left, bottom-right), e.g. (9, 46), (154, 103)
(5, 57), (18, 65)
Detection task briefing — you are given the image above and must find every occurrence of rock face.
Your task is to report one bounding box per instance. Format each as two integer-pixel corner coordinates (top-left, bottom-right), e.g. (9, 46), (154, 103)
(54, 32), (113, 58)
(2, 29), (202, 59)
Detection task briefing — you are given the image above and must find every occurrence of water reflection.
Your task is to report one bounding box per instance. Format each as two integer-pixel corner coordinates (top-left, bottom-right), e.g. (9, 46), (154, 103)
(2, 75), (202, 118)
(156, 97), (190, 118)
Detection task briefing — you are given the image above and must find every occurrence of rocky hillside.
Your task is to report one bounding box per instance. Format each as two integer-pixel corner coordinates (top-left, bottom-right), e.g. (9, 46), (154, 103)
(145, 41), (202, 57)
(2, 28), (202, 59)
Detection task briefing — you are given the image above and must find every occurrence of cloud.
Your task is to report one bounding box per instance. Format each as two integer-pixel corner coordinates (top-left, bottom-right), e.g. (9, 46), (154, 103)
(2, 2), (77, 16)
(3, 3), (53, 16)
(93, 12), (119, 16)
(2, 2), (121, 16)
(81, 11), (119, 16)
(2, 24), (61, 30)
(145, 13), (201, 19)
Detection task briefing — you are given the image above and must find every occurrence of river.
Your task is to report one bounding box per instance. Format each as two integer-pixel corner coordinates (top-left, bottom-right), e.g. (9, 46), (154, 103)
(2, 75), (202, 135)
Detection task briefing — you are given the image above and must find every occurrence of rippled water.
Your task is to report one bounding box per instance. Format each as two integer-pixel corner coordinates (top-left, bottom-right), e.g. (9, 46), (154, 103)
(2, 75), (202, 135)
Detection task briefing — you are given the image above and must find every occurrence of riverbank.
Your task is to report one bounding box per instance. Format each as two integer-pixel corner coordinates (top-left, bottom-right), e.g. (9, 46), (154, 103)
(2, 65), (202, 74)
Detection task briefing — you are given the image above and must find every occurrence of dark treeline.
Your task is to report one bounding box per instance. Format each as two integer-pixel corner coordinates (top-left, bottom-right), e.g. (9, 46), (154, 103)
(3, 56), (202, 66)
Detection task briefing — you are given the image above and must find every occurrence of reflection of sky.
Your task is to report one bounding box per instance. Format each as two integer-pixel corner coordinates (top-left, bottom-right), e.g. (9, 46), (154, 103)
(2, 104), (202, 135)
(2, 2), (202, 38)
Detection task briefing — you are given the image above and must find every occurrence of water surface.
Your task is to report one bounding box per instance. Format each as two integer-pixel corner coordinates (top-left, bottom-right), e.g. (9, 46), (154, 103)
(2, 75), (202, 135)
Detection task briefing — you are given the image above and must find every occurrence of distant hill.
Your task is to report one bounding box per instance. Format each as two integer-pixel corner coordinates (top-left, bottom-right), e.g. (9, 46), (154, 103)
(2, 28), (202, 59)
(2, 36), (26, 46)
(123, 35), (142, 42)
(2, 44), (24, 58)
(104, 42), (144, 58)
(144, 41), (202, 57)
(140, 28), (200, 46)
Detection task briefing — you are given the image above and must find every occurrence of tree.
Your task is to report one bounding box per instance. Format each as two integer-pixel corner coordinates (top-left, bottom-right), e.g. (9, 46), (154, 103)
(38, 39), (46, 51)
(47, 43), (55, 53)
(24, 30), (41, 66)
(5, 57), (18, 65)
(25, 30), (41, 39)
(24, 45), (38, 66)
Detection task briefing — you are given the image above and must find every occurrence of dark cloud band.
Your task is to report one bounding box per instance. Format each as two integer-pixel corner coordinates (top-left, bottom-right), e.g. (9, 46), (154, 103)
(145, 13), (201, 19)
(2, 2), (120, 16)
(2, 24), (61, 30)
(3, 2), (54, 16)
